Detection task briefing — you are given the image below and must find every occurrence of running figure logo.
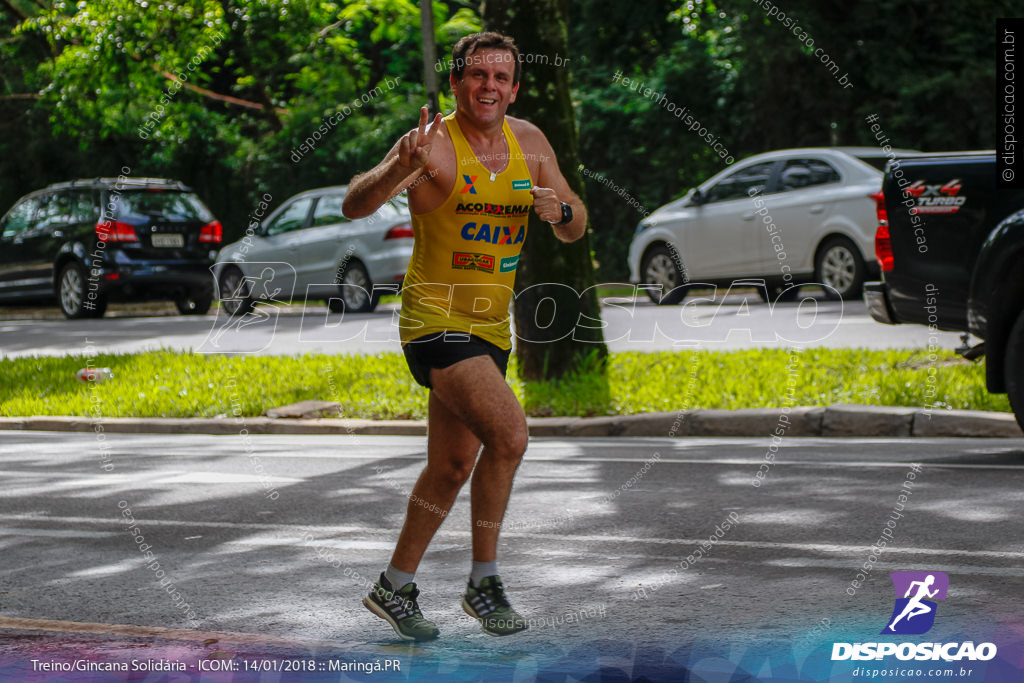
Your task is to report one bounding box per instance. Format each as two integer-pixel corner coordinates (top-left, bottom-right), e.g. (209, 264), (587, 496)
(881, 571), (949, 635)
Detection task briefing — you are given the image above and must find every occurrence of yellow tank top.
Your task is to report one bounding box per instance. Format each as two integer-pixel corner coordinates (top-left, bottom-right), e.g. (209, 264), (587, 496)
(399, 113), (534, 350)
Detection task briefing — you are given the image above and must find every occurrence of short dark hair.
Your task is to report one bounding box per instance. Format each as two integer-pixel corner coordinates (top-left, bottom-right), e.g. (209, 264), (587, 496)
(450, 32), (521, 86)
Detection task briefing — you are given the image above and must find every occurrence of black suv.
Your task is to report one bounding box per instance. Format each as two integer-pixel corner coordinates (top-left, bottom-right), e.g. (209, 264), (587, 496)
(0, 177), (222, 318)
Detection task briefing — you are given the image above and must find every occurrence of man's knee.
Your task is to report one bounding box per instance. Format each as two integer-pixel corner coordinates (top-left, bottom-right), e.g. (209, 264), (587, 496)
(438, 459), (474, 488)
(487, 422), (528, 462)
(510, 425), (528, 459)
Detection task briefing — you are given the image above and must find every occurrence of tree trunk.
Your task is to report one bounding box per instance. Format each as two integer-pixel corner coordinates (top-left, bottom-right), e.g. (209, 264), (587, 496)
(482, 0), (608, 381)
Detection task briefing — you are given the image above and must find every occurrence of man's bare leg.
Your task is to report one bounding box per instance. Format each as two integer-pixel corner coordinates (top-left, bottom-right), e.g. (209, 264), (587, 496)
(390, 354), (527, 569)
(428, 355), (530, 636)
(389, 390), (481, 573)
(363, 390), (480, 642)
(428, 355), (529, 562)
(372, 354), (528, 638)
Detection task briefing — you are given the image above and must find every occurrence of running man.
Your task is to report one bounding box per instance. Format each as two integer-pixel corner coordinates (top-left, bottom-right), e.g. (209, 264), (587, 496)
(887, 574), (939, 631)
(342, 31), (586, 640)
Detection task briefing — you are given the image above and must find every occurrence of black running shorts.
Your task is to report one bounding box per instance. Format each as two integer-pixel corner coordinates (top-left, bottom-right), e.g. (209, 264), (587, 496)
(402, 331), (511, 389)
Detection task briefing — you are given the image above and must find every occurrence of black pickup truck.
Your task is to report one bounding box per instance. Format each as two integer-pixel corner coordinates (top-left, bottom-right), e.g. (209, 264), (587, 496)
(864, 151), (1024, 429)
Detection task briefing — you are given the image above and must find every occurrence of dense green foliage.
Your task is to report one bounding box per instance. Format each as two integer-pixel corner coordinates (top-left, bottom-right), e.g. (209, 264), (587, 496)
(0, 348), (1004, 418)
(1, 0), (478, 235)
(0, 0), (1013, 279)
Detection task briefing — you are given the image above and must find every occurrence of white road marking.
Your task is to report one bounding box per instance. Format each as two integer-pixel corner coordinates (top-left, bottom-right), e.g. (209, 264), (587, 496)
(527, 457), (1024, 470)
(67, 559), (144, 578)
(0, 469), (303, 486)
(2, 448), (1017, 471)
(0, 514), (367, 535)
(760, 557), (1024, 578)
(0, 616), (350, 649)
(0, 527), (116, 539)
(231, 535), (462, 553)
(0, 514), (1020, 562)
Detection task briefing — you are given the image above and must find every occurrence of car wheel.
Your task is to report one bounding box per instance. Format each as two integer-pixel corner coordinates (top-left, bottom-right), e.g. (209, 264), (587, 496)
(641, 244), (688, 305)
(815, 237), (865, 301)
(332, 260), (378, 313)
(218, 266), (254, 317)
(59, 261), (106, 319)
(175, 289), (213, 315)
(1006, 309), (1024, 432)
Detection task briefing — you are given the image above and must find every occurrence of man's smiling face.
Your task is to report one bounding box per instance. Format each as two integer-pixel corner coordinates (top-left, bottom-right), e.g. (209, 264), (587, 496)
(452, 48), (519, 126)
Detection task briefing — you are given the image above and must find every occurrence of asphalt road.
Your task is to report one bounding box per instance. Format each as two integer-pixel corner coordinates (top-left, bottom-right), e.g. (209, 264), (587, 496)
(1, 431), (1021, 680)
(0, 294), (967, 357)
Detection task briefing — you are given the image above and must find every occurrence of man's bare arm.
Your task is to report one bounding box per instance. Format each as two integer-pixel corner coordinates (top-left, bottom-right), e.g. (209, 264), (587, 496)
(528, 129), (587, 242)
(342, 147), (417, 219)
(531, 186), (587, 242)
(550, 190), (587, 242)
(342, 107), (442, 219)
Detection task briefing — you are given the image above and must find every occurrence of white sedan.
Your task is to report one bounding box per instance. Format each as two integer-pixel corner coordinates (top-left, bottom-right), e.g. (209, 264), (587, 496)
(627, 147), (916, 304)
(215, 186), (413, 315)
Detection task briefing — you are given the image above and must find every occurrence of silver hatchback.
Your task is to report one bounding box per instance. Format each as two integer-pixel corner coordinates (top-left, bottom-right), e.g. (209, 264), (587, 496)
(215, 186), (412, 315)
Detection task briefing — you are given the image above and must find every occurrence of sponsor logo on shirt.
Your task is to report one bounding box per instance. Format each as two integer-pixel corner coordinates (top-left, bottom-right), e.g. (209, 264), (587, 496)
(460, 222), (526, 245)
(455, 202), (531, 218)
(499, 255), (520, 273)
(452, 251), (495, 273)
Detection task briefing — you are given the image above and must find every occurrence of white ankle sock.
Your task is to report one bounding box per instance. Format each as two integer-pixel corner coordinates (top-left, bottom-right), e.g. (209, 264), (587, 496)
(470, 560), (499, 585)
(384, 564), (415, 590)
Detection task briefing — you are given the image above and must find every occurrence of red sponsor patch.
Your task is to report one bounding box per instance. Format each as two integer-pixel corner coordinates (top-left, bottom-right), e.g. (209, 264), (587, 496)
(452, 252), (495, 273)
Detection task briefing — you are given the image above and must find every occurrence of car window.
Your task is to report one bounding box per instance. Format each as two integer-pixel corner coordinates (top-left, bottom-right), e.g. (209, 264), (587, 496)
(265, 197), (314, 236)
(310, 194), (350, 228)
(35, 192), (71, 232)
(1, 197), (42, 239)
(371, 198), (406, 223)
(778, 158), (842, 191)
(116, 191), (213, 221)
(704, 162), (776, 203)
(69, 190), (99, 223)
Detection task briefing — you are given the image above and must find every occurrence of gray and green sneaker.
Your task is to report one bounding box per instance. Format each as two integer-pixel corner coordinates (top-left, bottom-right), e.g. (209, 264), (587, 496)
(462, 575), (528, 636)
(363, 573), (440, 642)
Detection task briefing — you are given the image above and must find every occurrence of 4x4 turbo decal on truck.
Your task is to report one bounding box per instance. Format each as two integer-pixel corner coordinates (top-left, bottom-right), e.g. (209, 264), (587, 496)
(905, 179), (965, 214)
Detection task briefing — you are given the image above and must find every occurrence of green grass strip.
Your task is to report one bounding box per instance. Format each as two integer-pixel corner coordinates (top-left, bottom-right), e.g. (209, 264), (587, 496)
(0, 348), (1006, 419)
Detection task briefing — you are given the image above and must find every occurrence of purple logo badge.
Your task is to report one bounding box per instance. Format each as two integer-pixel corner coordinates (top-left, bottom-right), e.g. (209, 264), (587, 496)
(881, 571), (949, 635)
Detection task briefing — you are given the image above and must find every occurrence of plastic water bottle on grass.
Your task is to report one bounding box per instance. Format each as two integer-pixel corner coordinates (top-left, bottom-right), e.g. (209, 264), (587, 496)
(76, 368), (113, 383)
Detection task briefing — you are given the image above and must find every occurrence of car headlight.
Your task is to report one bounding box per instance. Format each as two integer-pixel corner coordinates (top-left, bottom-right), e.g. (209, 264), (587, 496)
(635, 219), (652, 234)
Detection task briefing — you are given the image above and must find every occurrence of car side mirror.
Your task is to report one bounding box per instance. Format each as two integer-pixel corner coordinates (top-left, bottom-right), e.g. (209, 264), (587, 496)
(690, 189), (706, 206)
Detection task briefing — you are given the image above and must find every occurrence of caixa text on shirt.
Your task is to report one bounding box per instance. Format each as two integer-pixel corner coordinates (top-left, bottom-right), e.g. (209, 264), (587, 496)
(460, 222), (526, 245)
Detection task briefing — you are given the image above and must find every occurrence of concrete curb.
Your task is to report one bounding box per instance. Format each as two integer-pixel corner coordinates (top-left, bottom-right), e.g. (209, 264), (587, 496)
(0, 404), (1019, 438)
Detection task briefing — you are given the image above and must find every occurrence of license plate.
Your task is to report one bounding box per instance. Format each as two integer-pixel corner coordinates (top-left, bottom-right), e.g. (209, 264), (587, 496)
(151, 233), (184, 248)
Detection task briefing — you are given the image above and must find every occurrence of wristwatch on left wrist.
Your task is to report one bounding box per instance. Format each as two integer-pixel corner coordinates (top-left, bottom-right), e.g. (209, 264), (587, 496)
(552, 201), (573, 226)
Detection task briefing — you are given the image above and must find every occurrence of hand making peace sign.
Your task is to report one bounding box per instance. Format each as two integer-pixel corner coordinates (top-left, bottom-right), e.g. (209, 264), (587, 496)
(398, 106), (443, 171)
